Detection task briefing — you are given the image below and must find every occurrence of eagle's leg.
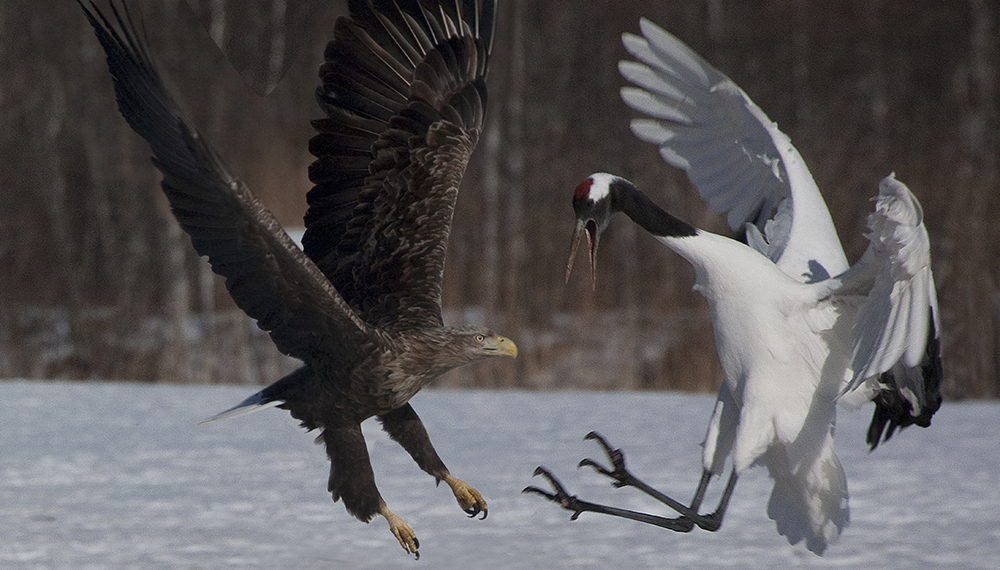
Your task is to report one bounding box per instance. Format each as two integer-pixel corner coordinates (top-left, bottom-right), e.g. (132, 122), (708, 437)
(378, 504), (420, 559)
(322, 421), (419, 557)
(379, 403), (488, 519)
(440, 473), (488, 519)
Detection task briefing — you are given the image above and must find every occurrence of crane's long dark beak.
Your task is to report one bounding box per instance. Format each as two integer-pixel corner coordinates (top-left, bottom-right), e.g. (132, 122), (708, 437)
(565, 218), (599, 290)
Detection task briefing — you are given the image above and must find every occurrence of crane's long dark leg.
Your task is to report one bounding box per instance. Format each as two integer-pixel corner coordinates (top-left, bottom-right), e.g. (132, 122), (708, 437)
(321, 420), (418, 557)
(524, 467), (698, 531)
(378, 403), (487, 519)
(581, 431), (738, 531)
(524, 431), (739, 533)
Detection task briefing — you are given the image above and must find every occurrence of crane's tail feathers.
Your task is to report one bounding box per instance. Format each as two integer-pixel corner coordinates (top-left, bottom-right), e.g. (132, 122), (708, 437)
(198, 391), (283, 425)
(766, 444), (849, 556)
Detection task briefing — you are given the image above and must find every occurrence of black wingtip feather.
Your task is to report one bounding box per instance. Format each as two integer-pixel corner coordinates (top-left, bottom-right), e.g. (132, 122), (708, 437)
(866, 311), (944, 451)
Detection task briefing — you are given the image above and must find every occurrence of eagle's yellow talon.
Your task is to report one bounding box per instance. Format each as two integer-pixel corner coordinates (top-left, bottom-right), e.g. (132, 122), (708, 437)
(443, 474), (488, 519)
(380, 506), (419, 558)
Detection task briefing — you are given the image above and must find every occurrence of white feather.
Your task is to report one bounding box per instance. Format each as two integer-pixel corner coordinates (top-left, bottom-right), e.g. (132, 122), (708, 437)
(567, 19), (942, 557)
(620, 18), (849, 283)
(839, 174), (936, 392)
(198, 391), (284, 425)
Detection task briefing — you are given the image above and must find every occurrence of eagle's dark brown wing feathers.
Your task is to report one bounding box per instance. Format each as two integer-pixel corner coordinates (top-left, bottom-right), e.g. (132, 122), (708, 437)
(78, 1), (369, 363)
(304, 0), (493, 330)
(84, 0), (508, 553)
(358, 116), (479, 330)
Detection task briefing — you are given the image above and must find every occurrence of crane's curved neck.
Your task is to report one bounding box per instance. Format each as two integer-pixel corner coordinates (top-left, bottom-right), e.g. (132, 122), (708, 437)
(610, 178), (697, 238)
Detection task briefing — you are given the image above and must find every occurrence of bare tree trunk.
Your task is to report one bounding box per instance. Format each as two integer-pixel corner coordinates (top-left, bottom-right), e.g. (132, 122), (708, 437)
(267, 0), (287, 93)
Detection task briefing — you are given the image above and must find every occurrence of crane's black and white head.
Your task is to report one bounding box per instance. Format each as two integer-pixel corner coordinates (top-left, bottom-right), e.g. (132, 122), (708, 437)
(567, 173), (631, 288)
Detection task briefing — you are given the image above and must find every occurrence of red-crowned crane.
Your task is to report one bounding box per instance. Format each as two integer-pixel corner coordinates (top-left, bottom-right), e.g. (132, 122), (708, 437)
(525, 18), (942, 556)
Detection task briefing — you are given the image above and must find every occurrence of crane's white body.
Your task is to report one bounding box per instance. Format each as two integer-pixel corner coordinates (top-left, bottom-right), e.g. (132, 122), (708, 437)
(665, 229), (851, 548)
(593, 18), (941, 554)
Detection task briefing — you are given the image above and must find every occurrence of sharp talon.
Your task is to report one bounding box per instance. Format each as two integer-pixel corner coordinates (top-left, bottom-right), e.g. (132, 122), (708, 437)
(577, 459), (609, 479)
(587, 431), (616, 456)
(524, 466), (587, 520)
(585, 431), (616, 456)
(443, 474), (487, 521)
(529, 466), (567, 494)
(381, 506), (419, 558)
(522, 485), (550, 498)
(586, 433), (626, 468)
(578, 434), (637, 490)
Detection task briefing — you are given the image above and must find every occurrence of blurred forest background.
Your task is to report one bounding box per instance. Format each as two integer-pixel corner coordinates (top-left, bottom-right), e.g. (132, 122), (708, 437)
(1, 0), (998, 399)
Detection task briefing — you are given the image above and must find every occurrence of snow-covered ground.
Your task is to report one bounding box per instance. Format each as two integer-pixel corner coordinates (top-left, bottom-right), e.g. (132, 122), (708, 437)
(2, 380), (997, 569)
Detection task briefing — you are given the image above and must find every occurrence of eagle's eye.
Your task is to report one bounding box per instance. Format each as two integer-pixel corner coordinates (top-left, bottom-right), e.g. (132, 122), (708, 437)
(475, 334), (485, 342)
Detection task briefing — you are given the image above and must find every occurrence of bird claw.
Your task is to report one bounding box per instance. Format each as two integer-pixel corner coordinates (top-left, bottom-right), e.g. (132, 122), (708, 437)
(523, 466), (586, 520)
(380, 506), (420, 559)
(444, 474), (488, 520)
(579, 431), (634, 488)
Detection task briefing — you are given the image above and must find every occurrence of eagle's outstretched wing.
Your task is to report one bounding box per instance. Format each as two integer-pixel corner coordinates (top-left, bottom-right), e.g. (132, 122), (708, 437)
(80, 1), (369, 364)
(304, 0), (497, 330)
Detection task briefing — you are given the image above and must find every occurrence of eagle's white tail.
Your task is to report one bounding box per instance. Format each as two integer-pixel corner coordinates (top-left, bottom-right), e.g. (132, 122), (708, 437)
(198, 391), (283, 425)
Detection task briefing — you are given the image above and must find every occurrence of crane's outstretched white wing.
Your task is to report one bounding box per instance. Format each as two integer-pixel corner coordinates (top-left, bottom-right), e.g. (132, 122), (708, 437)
(833, 175), (942, 445)
(619, 18), (848, 283)
(838, 175), (941, 382)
